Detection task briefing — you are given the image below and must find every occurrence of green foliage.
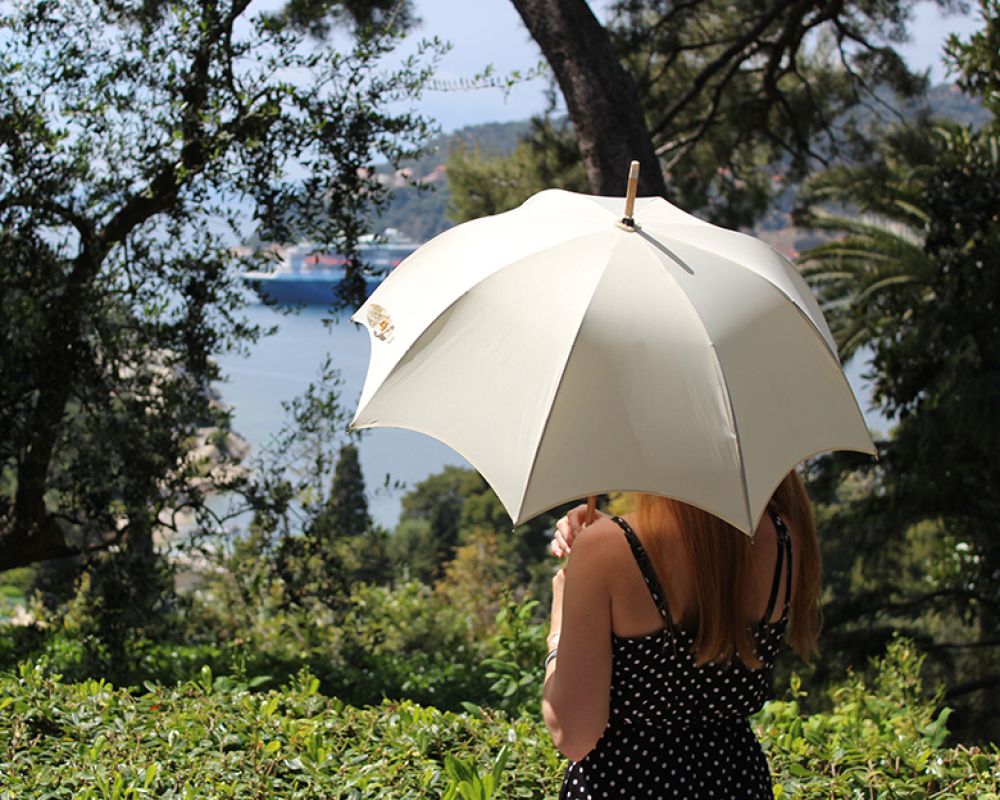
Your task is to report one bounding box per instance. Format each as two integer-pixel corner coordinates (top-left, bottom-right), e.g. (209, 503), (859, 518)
(1, 639), (997, 798)
(791, 7), (1000, 739)
(946, 0), (1000, 125)
(758, 638), (1000, 797)
(269, 0), (417, 37)
(2, 578), (496, 710)
(392, 466), (504, 581)
(481, 598), (547, 718)
(603, 0), (928, 225)
(449, 0), (931, 228)
(387, 517), (441, 583)
(0, 661), (563, 798)
(322, 443), (372, 538)
(224, 359), (390, 613)
(442, 744), (512, 800)
(795, 124), (939, 361)
(433, 530), (513, 635)
(398, 467), (489, 552)
(446, 117), (588, 223)
(390, 464), (574, 597)
(272, 436), (389, 608)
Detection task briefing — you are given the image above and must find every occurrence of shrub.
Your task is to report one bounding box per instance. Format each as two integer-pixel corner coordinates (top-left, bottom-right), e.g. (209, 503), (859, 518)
(757, 637), (1000, 798)
(1, 638), (997, 798)
(0, 663), (563, 798)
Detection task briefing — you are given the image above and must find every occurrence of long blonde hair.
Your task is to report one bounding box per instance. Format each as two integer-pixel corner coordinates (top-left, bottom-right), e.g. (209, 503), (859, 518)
(634, 470), (820, 669)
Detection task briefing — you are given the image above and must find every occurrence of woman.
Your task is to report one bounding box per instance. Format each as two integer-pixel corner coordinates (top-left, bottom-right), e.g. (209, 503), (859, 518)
(542, 471), (819, 798)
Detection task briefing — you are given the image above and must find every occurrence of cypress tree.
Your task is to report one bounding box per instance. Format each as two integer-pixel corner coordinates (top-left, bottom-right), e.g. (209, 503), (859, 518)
(327, 443), (370, 538)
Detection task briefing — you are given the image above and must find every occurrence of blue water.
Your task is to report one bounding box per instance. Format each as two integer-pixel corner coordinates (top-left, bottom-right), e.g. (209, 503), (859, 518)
(216, 303), (889, 531)
(215, 303), (469, 529)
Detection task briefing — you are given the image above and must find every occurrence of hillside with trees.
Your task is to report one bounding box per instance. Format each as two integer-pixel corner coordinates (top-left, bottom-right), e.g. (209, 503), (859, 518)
(380, 83), (987, 252)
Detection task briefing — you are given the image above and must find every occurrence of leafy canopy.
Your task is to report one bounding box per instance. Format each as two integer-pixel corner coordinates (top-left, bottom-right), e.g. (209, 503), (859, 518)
(795, 0), (1000, 738)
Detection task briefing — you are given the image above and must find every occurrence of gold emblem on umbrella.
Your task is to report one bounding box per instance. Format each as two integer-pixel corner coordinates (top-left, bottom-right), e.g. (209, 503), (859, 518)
(366, 303), (394, 342)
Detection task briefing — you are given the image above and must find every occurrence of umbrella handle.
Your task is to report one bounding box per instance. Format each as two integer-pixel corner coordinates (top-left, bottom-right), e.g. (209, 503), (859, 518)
(585, 495), (598, 526)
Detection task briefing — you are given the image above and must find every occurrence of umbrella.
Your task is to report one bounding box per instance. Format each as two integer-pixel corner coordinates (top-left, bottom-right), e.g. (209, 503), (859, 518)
(349, 163), (875, 535)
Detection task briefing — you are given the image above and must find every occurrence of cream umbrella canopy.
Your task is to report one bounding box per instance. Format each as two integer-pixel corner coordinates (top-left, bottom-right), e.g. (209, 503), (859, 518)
(350, 165), (875, 535)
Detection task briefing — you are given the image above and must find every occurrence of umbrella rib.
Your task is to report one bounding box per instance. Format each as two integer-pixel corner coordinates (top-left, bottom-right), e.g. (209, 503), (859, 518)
(643, 231), (870, 533)
(352, 229), (616, 418)
(685, 238), (872, 459)
(709, 342), (755, 534)
(641, 223), (841, 363)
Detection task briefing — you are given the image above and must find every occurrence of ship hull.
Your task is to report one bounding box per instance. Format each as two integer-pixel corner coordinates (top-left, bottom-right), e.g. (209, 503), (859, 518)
(244, 272), (381, 306)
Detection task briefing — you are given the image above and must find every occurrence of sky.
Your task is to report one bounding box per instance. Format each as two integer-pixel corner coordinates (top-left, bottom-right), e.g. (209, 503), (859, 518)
(394, 0), (986, 133)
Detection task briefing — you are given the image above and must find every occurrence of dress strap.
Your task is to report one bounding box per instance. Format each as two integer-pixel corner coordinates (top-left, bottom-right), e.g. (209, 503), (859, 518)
(611, 516), (675, 631)
(762, 509), (793, 624)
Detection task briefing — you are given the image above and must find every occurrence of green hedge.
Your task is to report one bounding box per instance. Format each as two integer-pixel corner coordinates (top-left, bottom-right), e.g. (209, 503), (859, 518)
(0, 663), (563, 799)
(758, 639), (1000, 798)
(1, 639), (997, 798)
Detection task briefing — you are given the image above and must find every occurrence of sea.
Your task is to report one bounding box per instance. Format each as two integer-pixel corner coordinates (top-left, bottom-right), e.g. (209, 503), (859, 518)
(215, 302), (468, 530)
(216, 301), (889, 531)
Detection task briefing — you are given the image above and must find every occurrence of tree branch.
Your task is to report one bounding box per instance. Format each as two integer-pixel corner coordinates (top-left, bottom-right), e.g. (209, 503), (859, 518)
(945, 674), (1000, 700)
(647, 0), (799, 140)
(0, 196), (94, 242)
(823, 587), (1000, 630)
(660, 42), (767, 169)
(97, 0), (254, 251)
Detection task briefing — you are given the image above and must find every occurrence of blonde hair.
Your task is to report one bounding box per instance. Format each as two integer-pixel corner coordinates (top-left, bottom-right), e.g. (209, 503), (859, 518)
(634, 470), (820, 669)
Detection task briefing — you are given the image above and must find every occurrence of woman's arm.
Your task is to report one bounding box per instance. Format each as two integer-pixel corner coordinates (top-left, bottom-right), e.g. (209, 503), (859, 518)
(542, 522), (615, 762)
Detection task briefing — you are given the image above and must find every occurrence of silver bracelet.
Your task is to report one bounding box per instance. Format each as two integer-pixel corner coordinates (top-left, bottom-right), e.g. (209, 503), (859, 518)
(544, 648), (559, 668)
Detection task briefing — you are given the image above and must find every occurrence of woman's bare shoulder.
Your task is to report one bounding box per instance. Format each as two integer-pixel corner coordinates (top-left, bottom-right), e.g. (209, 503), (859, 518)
(567, 516), (633, 568)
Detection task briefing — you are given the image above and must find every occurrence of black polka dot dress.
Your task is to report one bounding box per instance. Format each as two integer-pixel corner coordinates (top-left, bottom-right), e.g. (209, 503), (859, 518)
(559, 513), (793, 800)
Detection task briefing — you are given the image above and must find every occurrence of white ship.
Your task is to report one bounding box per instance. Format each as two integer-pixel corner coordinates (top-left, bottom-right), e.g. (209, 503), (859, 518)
(242, 229), (421, 305)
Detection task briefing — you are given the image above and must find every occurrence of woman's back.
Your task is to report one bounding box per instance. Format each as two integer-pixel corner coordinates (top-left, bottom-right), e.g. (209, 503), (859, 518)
(558, 509), (794, 799)
(608, 506), (796, 639)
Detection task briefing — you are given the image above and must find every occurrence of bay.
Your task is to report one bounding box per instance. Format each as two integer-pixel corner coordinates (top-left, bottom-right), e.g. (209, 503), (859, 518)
(215, 303), (469, 529)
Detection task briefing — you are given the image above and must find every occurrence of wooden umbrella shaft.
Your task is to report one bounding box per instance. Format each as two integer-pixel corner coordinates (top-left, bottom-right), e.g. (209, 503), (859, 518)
(585, 495), (597, 526)
(623, 160), (640, 223)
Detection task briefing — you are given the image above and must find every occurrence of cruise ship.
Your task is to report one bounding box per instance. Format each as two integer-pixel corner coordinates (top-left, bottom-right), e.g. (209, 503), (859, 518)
(242, 229), (421, 305)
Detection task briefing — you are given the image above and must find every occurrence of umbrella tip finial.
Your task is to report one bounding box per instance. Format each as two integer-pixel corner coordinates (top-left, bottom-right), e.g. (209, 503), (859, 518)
(621, 160), (640, 230)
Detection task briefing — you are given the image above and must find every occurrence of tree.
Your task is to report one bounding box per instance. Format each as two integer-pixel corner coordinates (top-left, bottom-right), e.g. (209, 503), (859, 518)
(389, 464), (581, 594)
(393, 466), (487, 577)
(794, 124), (940, 360)
(499, 0), (932, 227)
(447, 117), (588, 223)
(0, 0), (437, 572)
(323, 443), (372, 538)
(224, 359), (391, 611)
(795, 0), (1000, 739)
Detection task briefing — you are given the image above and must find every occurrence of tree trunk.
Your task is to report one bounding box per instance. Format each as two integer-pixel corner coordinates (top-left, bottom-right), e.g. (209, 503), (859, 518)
(1, 251), (96, 572)
(510, 0), (666, 199)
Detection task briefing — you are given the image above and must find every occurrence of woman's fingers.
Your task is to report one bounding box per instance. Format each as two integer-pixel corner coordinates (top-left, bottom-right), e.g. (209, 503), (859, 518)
(550, 503), (593, 557)
(550, 518), (569, 557)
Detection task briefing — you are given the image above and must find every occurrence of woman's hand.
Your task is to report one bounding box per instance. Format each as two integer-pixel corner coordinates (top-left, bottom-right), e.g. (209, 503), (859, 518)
(549, 503), (609, 558)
